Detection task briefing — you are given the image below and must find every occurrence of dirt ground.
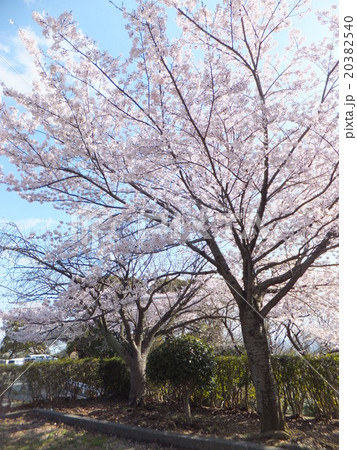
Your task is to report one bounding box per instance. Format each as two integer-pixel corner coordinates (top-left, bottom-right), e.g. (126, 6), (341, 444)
(0, 412), (175, 449)
(12, 397), (338, 449)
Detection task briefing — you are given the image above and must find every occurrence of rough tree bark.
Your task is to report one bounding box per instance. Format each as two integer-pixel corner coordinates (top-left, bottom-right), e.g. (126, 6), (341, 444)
(239, 303), (285, 432)
(125, 350), (149, 406)
(204, 238), (285, 432)
(103, 329), (151, 406)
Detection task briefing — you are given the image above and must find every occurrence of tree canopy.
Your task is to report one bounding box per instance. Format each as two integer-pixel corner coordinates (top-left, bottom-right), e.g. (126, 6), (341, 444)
(0, 0), (338, 432)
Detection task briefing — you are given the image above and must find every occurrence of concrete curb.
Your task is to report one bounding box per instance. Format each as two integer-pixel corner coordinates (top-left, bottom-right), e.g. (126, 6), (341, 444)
(31, 408), (279, 450)
(1, 408), (308, 450)
(0, 409), (32, 419)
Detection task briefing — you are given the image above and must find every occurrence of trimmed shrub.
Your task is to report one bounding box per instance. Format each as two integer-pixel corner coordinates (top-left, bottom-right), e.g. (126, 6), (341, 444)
(272, 355), (307, 417)
(147, 336), (216, 390)
(0, 364), (22, 407)
(0, 357), (130, 405)
(205, 355), (253, 410)
(303, 354), (339, 418)
(98, 357), (130, 398)
(147, 336), (216, 422)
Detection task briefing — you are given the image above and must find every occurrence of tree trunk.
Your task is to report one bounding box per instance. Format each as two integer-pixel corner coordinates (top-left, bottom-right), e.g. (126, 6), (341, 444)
(240, 305), (285, 432)
(182, 386), (192, 424)
(126, 352), (148, 406)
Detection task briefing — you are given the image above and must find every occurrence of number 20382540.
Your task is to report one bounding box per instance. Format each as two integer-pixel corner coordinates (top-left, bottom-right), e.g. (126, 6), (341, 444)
(344, 16), (354, 79)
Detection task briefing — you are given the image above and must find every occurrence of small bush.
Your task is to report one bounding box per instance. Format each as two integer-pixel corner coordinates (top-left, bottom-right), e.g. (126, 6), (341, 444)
(98, 358), (130, 398)
(157, 352), (338, 418)
(273, 353), (339, 418)
(147, 336), (216, 423)
(147, 336), (216, 390)
(24, 360), (78, 402)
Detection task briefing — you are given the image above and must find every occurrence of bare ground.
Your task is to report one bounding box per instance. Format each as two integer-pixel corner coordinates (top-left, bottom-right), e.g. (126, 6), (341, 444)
(4, 398), (338, 449)
(0, 412), (175, 449)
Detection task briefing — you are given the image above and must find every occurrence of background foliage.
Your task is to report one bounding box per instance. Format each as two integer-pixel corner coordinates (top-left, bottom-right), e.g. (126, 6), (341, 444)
(0, 353), (338, 418)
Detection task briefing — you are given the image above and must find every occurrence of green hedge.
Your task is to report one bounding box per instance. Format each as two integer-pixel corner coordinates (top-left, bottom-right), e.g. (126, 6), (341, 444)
(152, 354), (339, 418)
(0, 357), (129, 405)
(273, 354), (339, 418)
(98, 357), (130, 398)
(0, 354), (338, 418)
(0, 364), (22, 407)
(192, 355), (254, 410)
(23, 359), (106, 403)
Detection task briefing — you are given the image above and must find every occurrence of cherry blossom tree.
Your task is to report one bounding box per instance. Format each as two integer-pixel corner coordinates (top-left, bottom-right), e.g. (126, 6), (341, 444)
(0, 222), (218, 405)
(0, 0), (338, 431)
(268, 264), (338, 354)
(199, 265), (338, 355)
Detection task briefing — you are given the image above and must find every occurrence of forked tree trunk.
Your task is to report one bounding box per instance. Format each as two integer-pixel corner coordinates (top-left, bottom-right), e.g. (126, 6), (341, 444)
(102, 331), (149, 406)
(126, 351), (148, 406)
(240, 305), (285, 432)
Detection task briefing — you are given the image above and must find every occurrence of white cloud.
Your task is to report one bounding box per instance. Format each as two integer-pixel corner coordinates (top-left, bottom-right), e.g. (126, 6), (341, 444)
(0, 217), (59, 231)
(0, 43), (10, 53)
(14, 217), (59, 231)
(0, 26), (49, 100)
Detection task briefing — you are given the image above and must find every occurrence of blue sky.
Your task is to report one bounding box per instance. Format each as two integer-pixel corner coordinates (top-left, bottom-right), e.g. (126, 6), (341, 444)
(0, 0), (338, 231)
(0, 0), (138, 232)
